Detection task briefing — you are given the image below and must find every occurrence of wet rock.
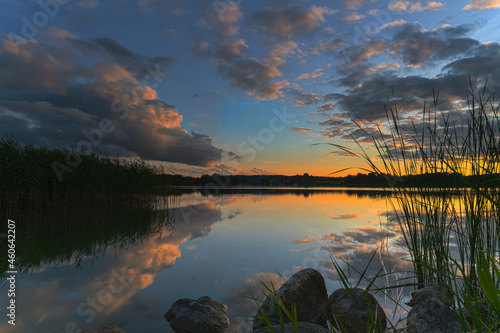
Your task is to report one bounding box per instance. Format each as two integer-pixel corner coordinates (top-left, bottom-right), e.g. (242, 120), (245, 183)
(405, 285), (452, 308)
(328, 288), (387, 333)
(407, 297), (460, 333)
(251, 322), (330, 333)
(164, 296), (230, 333)
(252, 268), (329, 330)
(74, 324), (126, 333)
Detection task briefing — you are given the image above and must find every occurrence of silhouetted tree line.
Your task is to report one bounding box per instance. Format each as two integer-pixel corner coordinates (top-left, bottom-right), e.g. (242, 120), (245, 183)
(157, 171), (500, 188)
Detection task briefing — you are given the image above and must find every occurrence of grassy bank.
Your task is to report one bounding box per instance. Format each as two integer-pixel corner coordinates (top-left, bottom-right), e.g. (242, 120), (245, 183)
(0, 137), (169, 212)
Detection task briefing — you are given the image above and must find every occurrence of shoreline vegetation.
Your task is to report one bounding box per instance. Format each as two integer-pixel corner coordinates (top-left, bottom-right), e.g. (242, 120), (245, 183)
(0, 137), (169, 212)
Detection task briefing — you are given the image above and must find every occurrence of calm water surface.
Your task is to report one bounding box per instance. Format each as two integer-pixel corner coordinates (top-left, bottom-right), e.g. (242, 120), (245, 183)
(0, 188), (413, 333)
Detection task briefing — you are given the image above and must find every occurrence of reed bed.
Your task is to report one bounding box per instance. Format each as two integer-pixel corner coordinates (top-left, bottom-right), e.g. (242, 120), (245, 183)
(0, 137), (168, 212)
(332, 82), (500, 331)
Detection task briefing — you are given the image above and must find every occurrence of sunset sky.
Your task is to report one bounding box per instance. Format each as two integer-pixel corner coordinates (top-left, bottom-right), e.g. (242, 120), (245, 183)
(1, 0), (499, 176)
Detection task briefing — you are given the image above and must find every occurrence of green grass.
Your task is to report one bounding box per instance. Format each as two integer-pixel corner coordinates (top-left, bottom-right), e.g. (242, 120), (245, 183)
(0, 136), (169, 212)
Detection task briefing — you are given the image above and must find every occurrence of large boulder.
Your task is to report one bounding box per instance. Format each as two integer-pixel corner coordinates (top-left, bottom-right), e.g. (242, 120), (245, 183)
(251, 322), (330, 333)
(252, 268), (329, 330)
(164, 296), (230, 333)
(405, 286), (452, 308)
(327, 288), (387, 333)
(74, 324), (125, 333)
(406, 297), (460, 333)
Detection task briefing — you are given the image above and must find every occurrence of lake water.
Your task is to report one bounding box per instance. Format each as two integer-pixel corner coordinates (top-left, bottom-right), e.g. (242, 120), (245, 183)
(0, 188), (414, 333)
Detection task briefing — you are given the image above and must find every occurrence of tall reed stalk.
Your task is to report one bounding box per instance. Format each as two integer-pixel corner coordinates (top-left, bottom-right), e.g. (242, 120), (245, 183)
(330, 81), (500, 330)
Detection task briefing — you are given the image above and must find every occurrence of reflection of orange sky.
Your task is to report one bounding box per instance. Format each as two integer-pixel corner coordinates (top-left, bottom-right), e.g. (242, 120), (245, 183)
(83, 237), (186, 315)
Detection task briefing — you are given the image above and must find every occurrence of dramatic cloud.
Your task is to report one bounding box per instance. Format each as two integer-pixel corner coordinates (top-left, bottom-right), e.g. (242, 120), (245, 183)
(338, 40), (390, 70)
(318, 102), (336, 111)
(193, 3), (290, 100)
(463, 0), (500, 10)
(0, 35), (226, 167)
(314, 39), (345, 54)
(380, 19), (408, 30)
(365, 62), (400, 75)
(296, 68), (324, 80)
(391, 23), (479, 67)
(293, 92), (322, 106)
(343, 13), (365, 21)
(265, 40), (299, 67)
(248, 5), (336, 39)
(388, 1), (446, 13)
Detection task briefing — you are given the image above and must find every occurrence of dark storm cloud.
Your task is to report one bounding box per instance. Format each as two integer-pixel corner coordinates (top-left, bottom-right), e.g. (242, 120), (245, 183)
(323, 93), (345, 102)
(218, 57), (287, 100)
(390, 23), (479, 66)
(336, 63), (371, 86)
(318, 102), (335, 111)
(191, 4), (336, 100)
(293, 92), (322, 105)
(0, 35), (226, 167)
(337, 40), (390, 71)
(192, 3), (289, 100)
(70, 37), (176, 79)
(336, 74), (466, 120)
(442, 42), (500, 82)
(325, 33), (499, 123)
(296, 21), (500, 142)
(247, 5), (327, 40)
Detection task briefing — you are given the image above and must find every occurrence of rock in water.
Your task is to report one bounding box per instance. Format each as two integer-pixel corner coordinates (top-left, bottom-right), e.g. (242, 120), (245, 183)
(251, 322), (330, 333)
(407, 297), (460, 333)
(405, 285), (452, 308)
(328, 288), (387, 333)
(252, 268), (329, 330)
(74, 324), (126, 333)
(164, 296), (230, 333)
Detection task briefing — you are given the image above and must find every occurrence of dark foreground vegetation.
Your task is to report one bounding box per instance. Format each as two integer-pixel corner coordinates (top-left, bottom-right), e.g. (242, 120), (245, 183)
(0, 137), (169, 212)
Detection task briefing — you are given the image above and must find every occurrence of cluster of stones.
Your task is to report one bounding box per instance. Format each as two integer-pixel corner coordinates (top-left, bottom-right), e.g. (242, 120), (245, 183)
(164, 268), (387, 333)
(80, 269), (471, 333)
